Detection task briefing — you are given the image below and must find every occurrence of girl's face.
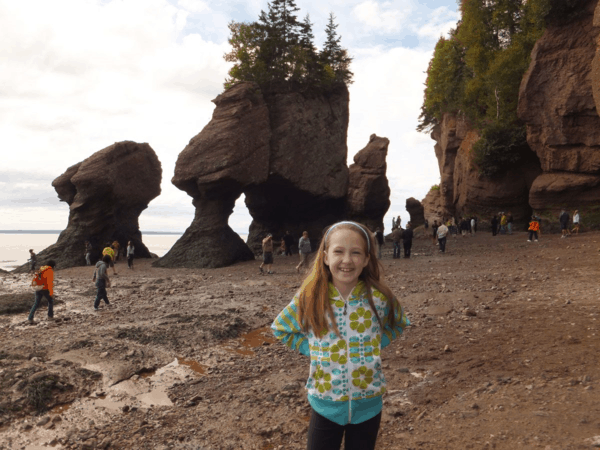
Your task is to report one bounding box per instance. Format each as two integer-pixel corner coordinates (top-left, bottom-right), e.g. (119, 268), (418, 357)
(324, 228), (370, 297)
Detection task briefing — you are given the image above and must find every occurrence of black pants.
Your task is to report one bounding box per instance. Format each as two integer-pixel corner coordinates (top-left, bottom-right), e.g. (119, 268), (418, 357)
(528, 230), (538, 241)
(307, 410), (381, 450)
(127, 255), (134, 268)
(438, 236), (447, 253)
(403, 241), (412, 258)
(94, 279), (110, 309)
(285, 246), (292, 256)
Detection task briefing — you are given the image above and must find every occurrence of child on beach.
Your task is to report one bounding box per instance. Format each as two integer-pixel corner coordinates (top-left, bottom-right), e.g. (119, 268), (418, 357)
(28, 260), (56, 324)
(92, 254), (112, 310)
(528, 216), (540, 242)
(102, 244), (117, 276)
(272, 221), (410, 450)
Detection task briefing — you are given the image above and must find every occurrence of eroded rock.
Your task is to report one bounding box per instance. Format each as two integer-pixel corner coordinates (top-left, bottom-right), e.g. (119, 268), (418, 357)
(15, 141), (161, 271)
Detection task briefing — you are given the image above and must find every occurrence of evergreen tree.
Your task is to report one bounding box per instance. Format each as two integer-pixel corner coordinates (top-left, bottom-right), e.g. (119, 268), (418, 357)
(320, 13), (353, 85)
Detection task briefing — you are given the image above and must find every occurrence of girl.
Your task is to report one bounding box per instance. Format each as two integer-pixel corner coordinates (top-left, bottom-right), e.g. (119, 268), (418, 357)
(528, 215), (540, 242)
(272, 221), (409, 450)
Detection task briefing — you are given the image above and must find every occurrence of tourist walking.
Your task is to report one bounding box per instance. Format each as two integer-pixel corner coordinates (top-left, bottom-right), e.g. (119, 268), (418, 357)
(560, 210), (570, 238)
(391, 226), (402, 259)
(259, 234), (274, 274)
(28, 249), (37, 273)
(491, 215), (499, 236)
(402, 224), (413, 258)
(102, 244), (118, 275)
(499, 213), (507, 234)
(528, 216), (540, 242)
(572, 210), (580, 235)
(272, 221), (409, 450)
(437, 222), (449, 253)
(28, 260), (56, 324)
(92, 254), (111, 310)
(470, 217), (476, 235)
(296, 231), (312, 272)
(283, 231), (294, 256)
(506, 212), (514, 235)
(84, 241), (92, 266)
(375, 228), (384, 259)
(460, 217), (469, 237)
(126, 241), (135, 270)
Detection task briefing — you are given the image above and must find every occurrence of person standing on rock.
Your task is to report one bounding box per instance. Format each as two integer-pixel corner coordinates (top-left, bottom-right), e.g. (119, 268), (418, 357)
(28, 260), (56, 324)
(84, 241), (92, 266)
(572, 210), (580, 235)
(92, 254), (111, 310)
(560, 210), (570, 238)
(126, 241), (135, 270)
(402, 223), (414, 258)
(102, 244), (117, 276)
(391, 226), (402, 259)
(283, 231), (294, 256)
(437, 222), (448, 253)
(28, 249), (37, 273)
(296, 231), (312, 272)
(528, 215), (540, 242)
(272, 221), (410, 450)
(259, 234), (274, 274)
(375, 228), (384, 259)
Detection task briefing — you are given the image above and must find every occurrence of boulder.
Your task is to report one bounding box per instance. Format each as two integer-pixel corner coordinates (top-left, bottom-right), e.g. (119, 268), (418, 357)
(346, 134), (391, 232)
(14, 141), (161, 272)
(156, 82), (350, 267)
(405, 198), (425, 228)
(422, 188), (445, 225)
(518, 0), (600, 222)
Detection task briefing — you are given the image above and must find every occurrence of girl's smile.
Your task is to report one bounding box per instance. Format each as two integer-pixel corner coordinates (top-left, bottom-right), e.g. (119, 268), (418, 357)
(324, 228), (370, 298)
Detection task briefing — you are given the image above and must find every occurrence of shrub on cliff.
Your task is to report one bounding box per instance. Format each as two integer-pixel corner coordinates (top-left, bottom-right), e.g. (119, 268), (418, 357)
(224, 1), (352, 91)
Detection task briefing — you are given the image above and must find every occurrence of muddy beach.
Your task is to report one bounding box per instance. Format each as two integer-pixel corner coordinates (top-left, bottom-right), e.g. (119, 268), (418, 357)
(1, 230), (600, 450)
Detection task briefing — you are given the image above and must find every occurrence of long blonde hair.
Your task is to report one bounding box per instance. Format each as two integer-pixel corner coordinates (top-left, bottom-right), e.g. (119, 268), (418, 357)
(297, 221), (399, 338)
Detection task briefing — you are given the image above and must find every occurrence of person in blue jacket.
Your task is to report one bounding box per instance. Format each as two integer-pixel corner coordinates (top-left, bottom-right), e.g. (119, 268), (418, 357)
(272, 221), (410, 450)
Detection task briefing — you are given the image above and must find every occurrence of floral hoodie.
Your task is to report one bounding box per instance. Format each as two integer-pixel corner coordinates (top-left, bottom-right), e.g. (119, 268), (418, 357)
(271, 281), (409, 425)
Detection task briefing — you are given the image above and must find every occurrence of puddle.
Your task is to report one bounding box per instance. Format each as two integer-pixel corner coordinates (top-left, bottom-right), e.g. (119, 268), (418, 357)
(226, 326), (277, 356)
(178, 358), (206, 375)
(51, 403), (72, 414)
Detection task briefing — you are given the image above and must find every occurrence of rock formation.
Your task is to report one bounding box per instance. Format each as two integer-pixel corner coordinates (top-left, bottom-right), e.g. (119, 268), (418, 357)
(156, 82), (350, 268)
(15, 141), (161, 272)
(405, 198), (425, 228)
(518, 0), (600, 224)
(422, 114), (540, 226)
(346, 134), (391, 232)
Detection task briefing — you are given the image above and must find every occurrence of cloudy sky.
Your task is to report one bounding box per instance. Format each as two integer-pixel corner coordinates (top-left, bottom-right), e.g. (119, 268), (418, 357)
(1, 0), (458, 234)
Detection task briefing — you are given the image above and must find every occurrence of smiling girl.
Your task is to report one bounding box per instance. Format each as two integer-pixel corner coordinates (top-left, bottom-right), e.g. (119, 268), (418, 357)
(272, 221), (410, 450)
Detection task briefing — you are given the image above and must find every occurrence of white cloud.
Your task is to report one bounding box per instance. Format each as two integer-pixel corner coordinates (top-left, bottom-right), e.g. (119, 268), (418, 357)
(178, 0), (209, 13)
(416, 6), (459, 40)
(352, 0), (414, 33)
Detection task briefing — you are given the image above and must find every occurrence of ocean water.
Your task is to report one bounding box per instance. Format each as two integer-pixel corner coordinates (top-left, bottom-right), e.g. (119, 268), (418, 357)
(0, 233), (248, 271)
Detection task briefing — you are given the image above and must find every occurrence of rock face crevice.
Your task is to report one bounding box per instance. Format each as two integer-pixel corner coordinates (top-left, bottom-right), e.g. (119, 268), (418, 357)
(156, 82), (353, 268)
(518, 0), (600, 221)
(15, 141), (161, 271)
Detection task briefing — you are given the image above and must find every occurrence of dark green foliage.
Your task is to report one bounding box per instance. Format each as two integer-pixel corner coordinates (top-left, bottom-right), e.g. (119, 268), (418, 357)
(224, 2), (352, 90)
(418, 0), (551, 173)
(473, 121), (528, 176)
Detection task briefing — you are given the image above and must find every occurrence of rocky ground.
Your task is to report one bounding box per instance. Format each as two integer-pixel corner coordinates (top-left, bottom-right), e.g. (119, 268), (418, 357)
(1, 230), (600, 450)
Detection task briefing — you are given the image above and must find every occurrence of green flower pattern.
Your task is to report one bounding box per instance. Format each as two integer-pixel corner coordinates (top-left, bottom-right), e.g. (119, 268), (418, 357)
(306, 282), (402, 402)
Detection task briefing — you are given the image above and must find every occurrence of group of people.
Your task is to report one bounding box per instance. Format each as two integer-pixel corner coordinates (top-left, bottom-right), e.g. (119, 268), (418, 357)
(260, 230), (313, 275)
(491, 212), (514, 236)
(26, 239), (137, 323)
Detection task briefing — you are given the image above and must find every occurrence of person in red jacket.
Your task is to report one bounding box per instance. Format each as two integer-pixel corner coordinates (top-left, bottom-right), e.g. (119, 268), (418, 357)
(28, 260), (56, 324)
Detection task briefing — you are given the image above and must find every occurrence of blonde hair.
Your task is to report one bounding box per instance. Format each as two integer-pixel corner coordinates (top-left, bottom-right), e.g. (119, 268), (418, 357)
(297, 221), (399, 338)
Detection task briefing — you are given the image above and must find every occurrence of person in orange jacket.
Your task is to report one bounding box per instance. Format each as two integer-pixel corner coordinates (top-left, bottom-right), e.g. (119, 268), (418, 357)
(528, 216), (540, 242)
(28, 260), (56, 324)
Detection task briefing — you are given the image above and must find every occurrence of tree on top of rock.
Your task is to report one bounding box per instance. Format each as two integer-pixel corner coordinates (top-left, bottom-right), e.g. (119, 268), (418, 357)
(224, 2), (352, 90)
